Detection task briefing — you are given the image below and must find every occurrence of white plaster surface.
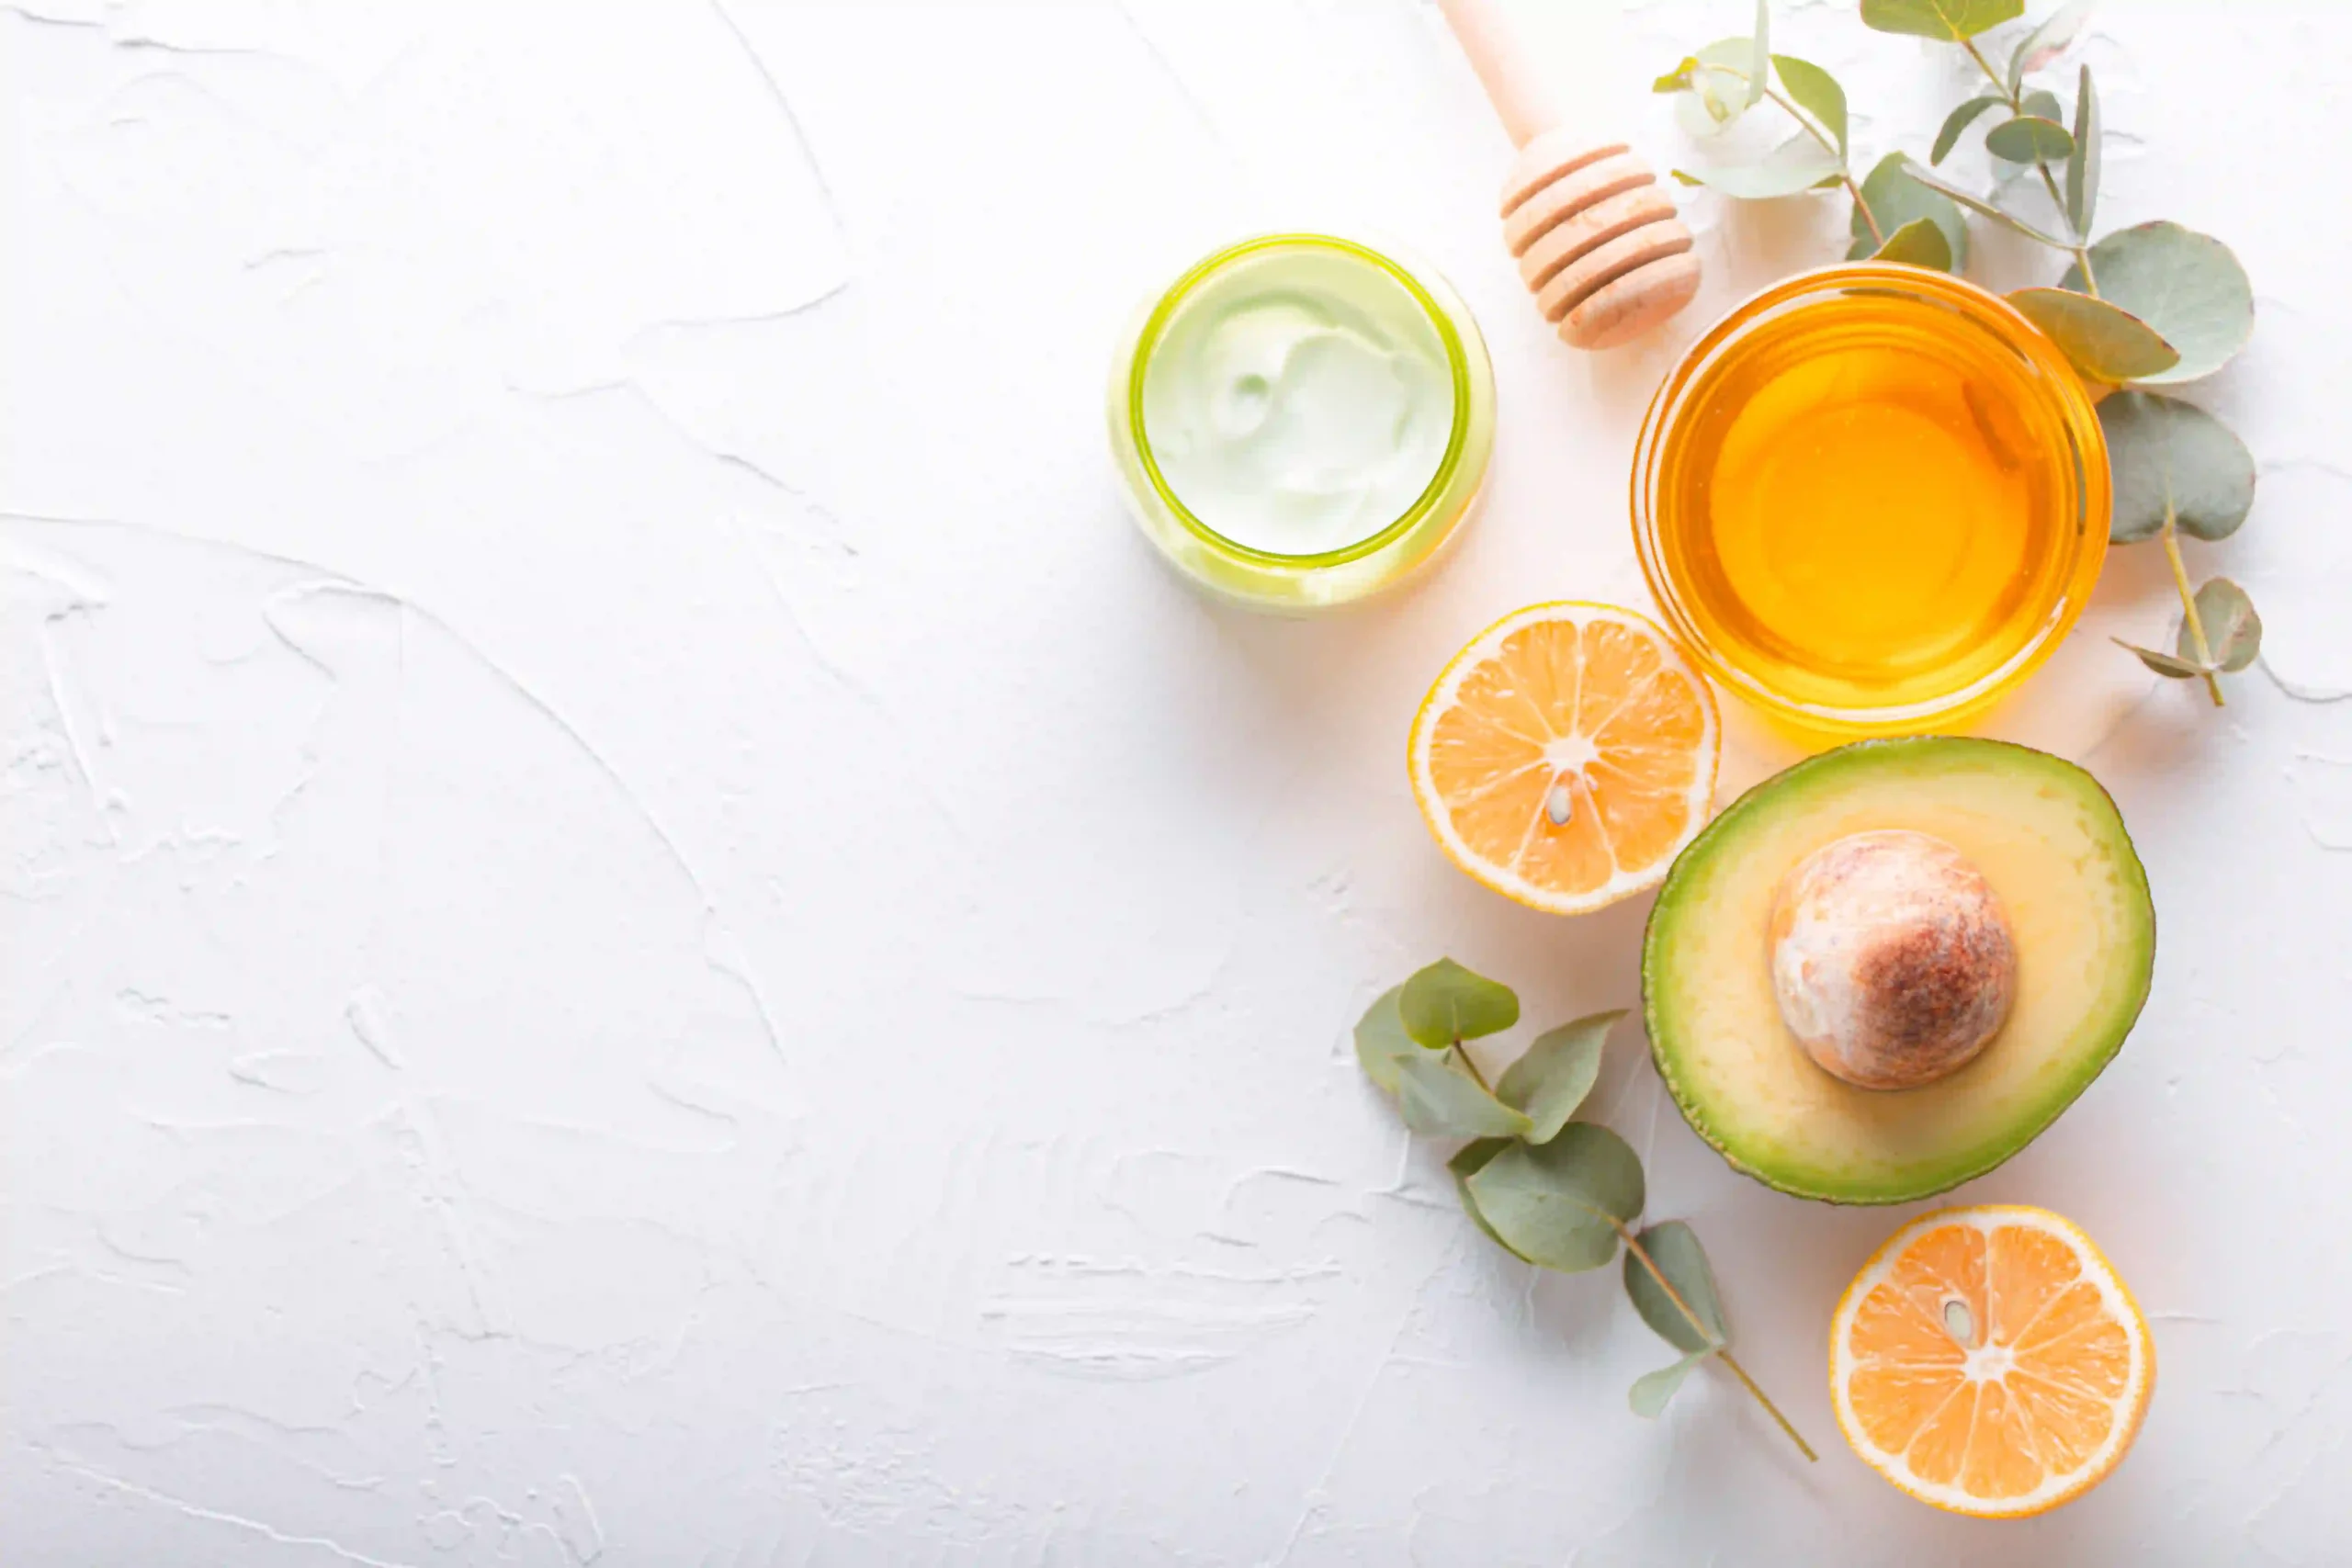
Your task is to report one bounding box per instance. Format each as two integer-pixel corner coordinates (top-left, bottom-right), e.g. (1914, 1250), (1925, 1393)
(5, 2), (2349, 1562)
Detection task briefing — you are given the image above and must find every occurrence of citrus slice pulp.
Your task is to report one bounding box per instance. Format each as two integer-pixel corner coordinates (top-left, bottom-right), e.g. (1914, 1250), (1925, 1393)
(1831, 1204), (2154, 1517)
(1408, 603), (1718, 914)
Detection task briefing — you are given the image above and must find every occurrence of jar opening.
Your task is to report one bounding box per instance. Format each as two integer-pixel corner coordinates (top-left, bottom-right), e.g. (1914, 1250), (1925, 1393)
(1126, 234), (1476, 568)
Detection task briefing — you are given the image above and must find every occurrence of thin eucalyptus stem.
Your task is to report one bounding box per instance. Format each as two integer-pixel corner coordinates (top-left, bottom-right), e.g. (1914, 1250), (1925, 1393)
(1715, 1352), (1816, 1459)
(2069, 236), (2100, 296)
(1451, 1040), (1494, 1093)
(1763, 81), (1882, 246)
(1838, 152), (1887, 247)
(1956, 34), (2099, 292)
(2161, 503), (2226, 706)
(1618, 1224), (1819, 1462)
(1717, 65), (1883, 245)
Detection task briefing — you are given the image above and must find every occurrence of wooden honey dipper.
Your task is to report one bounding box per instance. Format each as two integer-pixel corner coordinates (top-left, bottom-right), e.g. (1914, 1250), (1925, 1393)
(1438, 0), (1702, 350)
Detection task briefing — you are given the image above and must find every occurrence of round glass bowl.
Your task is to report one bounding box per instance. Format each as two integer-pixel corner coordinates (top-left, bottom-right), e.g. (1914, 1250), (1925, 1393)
(1107, 234), (1496, 612)
(1632, 264), (2110, 737)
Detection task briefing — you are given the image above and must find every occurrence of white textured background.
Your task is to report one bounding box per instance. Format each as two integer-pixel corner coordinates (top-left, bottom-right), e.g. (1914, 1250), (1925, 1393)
(6, 2), (2350, 1562)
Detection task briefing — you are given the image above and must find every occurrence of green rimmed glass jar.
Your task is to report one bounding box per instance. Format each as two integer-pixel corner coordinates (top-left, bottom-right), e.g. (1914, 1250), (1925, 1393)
(1107, 233), (1497, 612)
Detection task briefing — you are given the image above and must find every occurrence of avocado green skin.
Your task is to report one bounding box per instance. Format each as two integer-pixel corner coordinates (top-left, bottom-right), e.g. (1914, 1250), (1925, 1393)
(1640, 737), (2156, 1205)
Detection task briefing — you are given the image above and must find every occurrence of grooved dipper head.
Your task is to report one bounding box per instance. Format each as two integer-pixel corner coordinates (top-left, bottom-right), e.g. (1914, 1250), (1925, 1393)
(1498, 131), (1701, 351)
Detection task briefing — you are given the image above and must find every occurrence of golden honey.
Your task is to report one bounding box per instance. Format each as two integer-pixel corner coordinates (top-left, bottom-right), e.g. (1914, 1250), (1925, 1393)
(1633, 266), (2109, 735)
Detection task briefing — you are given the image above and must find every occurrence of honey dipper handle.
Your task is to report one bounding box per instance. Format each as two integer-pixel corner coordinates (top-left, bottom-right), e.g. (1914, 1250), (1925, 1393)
(1438, 0), (1557, 148)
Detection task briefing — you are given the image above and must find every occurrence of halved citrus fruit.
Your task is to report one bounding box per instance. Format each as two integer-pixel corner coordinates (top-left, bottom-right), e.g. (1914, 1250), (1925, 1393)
(1408, 603), (1718, 914)
(1831, 1204), (2154, 1517)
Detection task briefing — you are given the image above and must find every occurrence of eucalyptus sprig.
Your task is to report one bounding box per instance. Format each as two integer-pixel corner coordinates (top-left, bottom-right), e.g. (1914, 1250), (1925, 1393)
(1655, 2), (2263, 705)
(1655, 0), (1972, 272)
(1355, 958), (1817, 1461)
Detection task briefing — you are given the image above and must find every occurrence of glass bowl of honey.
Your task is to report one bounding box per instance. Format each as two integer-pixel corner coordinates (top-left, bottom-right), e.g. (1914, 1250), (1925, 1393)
(1632, 264), (2110, 737)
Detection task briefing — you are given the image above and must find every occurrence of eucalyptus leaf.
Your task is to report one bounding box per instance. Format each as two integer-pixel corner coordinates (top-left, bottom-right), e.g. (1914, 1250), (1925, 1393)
(1677, 133), (1844, 200)
(1891, 155), (2070, 247)
(2098, 390), (2256, 543)
(1623, 1221), (1731, 1353)
(1449, 1137), (1510, 1179)
(1746, 0), (1771, 108)
(1848, 153), (1967, 267)
(1668, 37), (1761, 138)
(1351, 986), (1419, 1093)
(2010, 0), (2096, 91)
(1496, 1010), (1621, 1145)
(2186, 578), (2262, 672)
(2114, 639), (2207, 680)
(1630, 1350), (1712, 1417)
(2063, 221), (2255, 384)
(2067, 65), (2100, 236)
(1931, 94), (2004, 164)
(1871, 217), (1953, 271)
(1394, 1051), (1532, 1140)
(2009, 288), (2179, 381)
(1984, 114), (2074, 165)
(1398, 958), (1519, 1047)
(1772, 54), (1847, 157)
(1464, 1122), (1645, 1274)
(2021, 87), (2065, 125)
(1860, 0), (2022, 39)
(1449, 1139), (1533, 1263)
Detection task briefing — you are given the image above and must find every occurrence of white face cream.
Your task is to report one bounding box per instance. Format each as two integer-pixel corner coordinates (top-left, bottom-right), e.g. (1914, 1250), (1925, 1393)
(1138, 244), (1458, 558)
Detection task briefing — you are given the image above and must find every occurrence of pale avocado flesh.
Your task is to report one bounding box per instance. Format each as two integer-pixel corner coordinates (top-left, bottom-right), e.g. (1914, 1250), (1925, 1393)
(1642, 738), (2154, 1204)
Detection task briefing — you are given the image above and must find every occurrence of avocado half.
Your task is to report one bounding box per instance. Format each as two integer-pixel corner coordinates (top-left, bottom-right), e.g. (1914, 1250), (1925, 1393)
(1642, 737), (2154, 1204)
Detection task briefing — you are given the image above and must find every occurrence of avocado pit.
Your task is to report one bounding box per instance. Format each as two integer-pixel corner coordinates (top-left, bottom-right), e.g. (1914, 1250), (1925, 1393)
(1769, 829), (2016, 1091)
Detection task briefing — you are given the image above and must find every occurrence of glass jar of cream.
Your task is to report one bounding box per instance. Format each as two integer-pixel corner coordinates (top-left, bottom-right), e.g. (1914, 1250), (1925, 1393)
(1108, 234), (1496, 611)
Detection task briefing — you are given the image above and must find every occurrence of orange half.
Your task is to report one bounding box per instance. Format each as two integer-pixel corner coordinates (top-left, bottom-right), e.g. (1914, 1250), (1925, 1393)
(1408, 603), (1718, 914)
(1831, 1204), (2154, 1517)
